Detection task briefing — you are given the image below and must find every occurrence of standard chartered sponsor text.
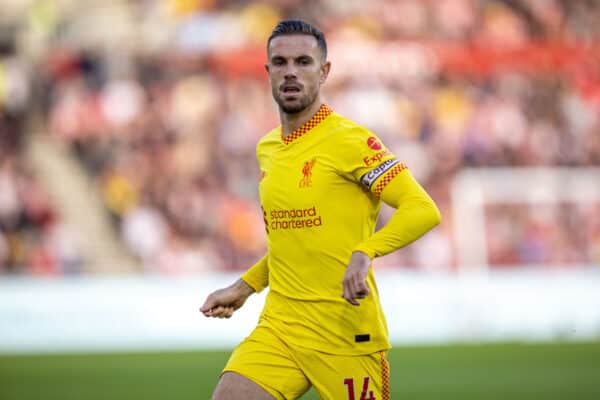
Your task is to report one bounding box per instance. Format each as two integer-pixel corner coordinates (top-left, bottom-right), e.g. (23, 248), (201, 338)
(269, 206), (322, 230)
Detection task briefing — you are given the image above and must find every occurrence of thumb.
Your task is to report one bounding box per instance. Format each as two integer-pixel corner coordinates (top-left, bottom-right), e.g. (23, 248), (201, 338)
(200, 296), (215, 313)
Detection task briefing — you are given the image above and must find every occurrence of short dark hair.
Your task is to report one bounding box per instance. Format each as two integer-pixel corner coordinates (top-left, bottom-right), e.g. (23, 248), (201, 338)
(267, 20), (327, 60)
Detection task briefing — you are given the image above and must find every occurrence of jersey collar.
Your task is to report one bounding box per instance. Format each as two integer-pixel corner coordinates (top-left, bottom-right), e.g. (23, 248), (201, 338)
(281, 104), (333, 145)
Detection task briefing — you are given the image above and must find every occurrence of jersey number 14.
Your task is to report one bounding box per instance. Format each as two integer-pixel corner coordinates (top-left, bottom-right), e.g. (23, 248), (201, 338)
(343, 377), (376, 400)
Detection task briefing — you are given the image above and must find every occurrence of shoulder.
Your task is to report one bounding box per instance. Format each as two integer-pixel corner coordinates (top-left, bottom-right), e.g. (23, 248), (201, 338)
(326, 112), (382, 151)
(255, 127), (282, 169)
(256, 127), (281, 154)
(323, 112), (396, 174)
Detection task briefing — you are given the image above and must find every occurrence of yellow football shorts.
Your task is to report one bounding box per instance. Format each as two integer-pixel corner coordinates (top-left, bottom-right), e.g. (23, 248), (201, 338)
(222, 324), (390, 400)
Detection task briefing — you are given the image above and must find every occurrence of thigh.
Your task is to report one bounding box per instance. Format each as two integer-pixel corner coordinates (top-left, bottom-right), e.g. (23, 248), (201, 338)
(297, 350), (390, 400)
(212, 372), (276, 400)
(222, 325), (311, 400)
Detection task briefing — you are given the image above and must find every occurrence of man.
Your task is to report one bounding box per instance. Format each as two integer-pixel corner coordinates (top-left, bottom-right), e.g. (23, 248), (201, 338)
(201, 20), (441, 400)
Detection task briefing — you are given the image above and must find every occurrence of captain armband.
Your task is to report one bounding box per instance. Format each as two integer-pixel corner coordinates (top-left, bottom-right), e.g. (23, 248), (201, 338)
(360, 159), (408, 195)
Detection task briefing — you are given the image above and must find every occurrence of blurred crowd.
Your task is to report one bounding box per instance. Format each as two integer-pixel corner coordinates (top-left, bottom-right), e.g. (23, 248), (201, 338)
(0, 47), (82, 274)
(1, 0), (599, 274)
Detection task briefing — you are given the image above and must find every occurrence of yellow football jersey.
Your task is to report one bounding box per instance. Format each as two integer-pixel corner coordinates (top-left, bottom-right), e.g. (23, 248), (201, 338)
(244, 104), (409, 355)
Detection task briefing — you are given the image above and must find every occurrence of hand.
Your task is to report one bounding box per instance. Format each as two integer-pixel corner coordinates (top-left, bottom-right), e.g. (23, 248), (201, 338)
(200, 279), (255, 318)
(342, 251), (371, 306)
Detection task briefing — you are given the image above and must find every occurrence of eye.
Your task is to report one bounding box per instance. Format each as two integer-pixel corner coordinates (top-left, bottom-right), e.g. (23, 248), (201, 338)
(298, 57), (312, 65)
(272, 57), (285, 66)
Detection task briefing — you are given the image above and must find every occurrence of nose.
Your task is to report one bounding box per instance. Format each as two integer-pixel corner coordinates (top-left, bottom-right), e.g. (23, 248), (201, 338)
(284, 63), (298, 79)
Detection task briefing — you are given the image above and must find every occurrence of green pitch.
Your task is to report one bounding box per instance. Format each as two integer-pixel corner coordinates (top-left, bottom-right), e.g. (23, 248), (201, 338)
(1, 341), (599, 400)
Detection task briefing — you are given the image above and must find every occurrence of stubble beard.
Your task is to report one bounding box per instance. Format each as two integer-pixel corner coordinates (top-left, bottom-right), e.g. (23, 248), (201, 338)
(273, 88), (318, 114)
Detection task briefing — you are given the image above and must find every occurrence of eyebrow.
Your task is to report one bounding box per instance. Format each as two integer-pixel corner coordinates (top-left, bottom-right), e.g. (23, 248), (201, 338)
(270, 54), (315, 62)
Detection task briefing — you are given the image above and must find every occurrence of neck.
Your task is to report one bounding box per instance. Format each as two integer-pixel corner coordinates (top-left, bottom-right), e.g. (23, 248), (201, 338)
(280, 98), (323, 136)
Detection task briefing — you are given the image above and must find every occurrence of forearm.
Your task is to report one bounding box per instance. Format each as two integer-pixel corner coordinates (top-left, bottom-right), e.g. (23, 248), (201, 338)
(241, 254), (269, 293)
(200, 276), (257, 318)
(230, 278), (256, 298)
(354, 170), (441, 258)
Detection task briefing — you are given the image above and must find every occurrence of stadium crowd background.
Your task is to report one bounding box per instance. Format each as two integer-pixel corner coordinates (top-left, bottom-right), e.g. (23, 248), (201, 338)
(0, 0), (599, 275)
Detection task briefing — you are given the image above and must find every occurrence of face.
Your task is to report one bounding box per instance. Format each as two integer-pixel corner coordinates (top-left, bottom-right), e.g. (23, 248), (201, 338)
(266, 34), (330, 114)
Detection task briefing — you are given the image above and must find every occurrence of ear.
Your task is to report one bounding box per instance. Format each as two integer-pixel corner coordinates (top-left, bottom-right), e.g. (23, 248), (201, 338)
(319, 61), (331, 85)
(265, 64), (270, 74)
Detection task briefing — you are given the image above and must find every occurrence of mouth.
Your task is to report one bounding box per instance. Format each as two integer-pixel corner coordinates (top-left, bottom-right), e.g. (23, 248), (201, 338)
(280, 84), (302, 97)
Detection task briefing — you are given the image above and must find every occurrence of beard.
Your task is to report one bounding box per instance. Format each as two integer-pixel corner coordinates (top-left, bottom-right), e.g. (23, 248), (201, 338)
(272, 87), (318, 114)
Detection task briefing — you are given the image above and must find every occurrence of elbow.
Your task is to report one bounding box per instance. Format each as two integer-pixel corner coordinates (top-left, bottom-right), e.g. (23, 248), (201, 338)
(432, 203), (442, 226)
(425, 201), (442, 230)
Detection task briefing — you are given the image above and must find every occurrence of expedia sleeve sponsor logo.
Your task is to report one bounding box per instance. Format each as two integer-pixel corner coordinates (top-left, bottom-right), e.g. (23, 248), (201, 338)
(363, 148), (391, 166)
(360, 159), (399, 189)
(367, 136), (382, 150)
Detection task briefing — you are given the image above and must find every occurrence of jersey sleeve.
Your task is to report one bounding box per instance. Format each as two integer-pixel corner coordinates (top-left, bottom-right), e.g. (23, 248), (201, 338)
(335, 126), (441, 258)
(336, 127), (407, 197)
(353, 169), (441, 258)
(241, 254), (269, 293)
(243, 139), (270, 293)
(244, 129), (281, 292)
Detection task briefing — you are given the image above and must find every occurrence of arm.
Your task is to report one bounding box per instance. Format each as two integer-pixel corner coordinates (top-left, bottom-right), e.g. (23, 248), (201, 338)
(354, 169), (441, 258)
(342, 170), (441, 305)
(200, 255), (269, 318)
(241, 254), (269, 293)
